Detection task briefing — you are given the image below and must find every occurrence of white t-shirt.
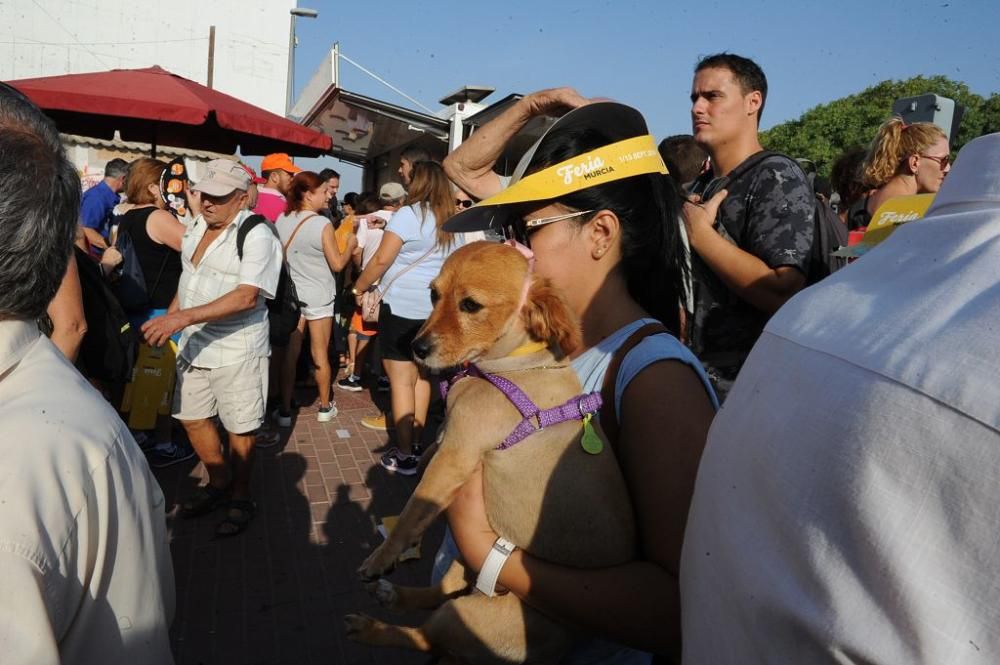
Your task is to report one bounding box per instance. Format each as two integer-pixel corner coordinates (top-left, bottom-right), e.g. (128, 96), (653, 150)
(681, 134), (1000, 664)
(380, 203), (450, 320)
(275, 210), (334, 310)
(357, 210), (389, 269)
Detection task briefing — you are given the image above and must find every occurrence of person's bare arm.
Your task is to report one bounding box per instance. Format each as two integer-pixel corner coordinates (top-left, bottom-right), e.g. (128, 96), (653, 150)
(448, 361), (714, 656)
(684, 190), (806, 314)
(146, 209), (186, 251)
(81, 226), (108, 250)
(141, 285), (258, 347)
(353, 231), (402, 294)
(320, 223), (356, 272)
(46, 253), (87, 362)
(443, 87), (590, 200)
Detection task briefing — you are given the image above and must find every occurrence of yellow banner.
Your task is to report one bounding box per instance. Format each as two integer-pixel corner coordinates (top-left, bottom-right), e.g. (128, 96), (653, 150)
(480, 134), (668, 207)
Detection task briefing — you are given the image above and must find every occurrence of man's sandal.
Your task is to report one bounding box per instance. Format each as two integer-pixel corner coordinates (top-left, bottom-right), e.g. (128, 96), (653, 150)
(215, 499), (256, 538)
(180, 484), (230, 519)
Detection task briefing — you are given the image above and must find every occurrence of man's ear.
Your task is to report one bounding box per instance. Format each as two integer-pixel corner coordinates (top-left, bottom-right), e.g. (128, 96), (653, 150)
(746, 90), (762, 117)
(521, 277), (582, 358)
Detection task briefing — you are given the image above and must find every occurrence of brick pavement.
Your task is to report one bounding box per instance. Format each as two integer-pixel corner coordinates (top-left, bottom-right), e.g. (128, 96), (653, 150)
(153, 381), (444, 665)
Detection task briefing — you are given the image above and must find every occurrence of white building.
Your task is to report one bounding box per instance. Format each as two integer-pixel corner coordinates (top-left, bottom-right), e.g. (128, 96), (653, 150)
(1, 0), (296, 116)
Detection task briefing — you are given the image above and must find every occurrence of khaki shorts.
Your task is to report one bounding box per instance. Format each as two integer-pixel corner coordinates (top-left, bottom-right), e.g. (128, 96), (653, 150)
(173, 356), (269, 434)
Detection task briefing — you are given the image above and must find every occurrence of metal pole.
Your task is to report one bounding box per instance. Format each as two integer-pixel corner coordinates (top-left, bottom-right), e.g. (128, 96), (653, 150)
(332, 41), (340, 89)
(285, 15), (295, 115)
(207, 26), (216, 88)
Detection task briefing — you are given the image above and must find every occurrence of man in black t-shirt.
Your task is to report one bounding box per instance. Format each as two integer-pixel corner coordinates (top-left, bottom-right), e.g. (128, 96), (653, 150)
(683, 53), (815, 398)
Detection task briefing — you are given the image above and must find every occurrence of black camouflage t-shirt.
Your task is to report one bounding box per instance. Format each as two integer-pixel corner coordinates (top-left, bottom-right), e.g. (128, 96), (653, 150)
(688, 153), (815, 376)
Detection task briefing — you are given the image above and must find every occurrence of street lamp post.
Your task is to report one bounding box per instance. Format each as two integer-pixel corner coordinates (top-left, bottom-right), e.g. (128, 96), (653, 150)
(287, 7), (319, 116)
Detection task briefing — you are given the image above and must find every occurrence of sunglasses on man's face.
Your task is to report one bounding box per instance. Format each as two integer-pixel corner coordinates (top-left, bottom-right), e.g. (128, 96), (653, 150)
(455, 198), (473, 209)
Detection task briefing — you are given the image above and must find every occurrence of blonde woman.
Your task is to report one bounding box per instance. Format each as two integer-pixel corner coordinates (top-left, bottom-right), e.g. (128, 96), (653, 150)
(851, 117), (951, 228)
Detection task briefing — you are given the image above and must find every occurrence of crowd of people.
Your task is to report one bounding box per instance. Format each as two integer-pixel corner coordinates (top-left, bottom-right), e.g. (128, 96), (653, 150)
(1, 47), (996, 665)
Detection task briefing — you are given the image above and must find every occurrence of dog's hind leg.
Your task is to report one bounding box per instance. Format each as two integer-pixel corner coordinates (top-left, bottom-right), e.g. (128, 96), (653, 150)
(343, 614), (433, 652)
(368, 558), (472, 612)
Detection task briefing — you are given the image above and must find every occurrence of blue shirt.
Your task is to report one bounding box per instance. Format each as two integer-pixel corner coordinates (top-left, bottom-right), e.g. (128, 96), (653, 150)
(381, 204), (451, 320)
(79, 181), (119, 239)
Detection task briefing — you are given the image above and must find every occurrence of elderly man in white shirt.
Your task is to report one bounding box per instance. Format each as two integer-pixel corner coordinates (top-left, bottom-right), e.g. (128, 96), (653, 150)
(143, 159), (283, 538)
(0, 83), (175, 664)
(681, 132), (1000, 664)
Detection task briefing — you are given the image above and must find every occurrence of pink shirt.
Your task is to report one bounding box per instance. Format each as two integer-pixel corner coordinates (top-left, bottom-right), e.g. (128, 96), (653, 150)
(253, 187), (287, 222)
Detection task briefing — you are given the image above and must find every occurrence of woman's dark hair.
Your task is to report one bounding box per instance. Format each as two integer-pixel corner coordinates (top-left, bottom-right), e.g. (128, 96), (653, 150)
(527, 127), (688, 335)
(405, 161), (454, 248)
(286, 170), (327, 213)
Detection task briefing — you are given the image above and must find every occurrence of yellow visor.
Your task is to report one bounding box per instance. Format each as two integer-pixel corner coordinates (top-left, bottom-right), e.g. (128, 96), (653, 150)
(477, 134), (668, 207)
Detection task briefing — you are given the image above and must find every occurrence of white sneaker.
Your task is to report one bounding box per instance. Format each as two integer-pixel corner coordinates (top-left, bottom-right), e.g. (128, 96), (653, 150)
(317, 403), (338, 422)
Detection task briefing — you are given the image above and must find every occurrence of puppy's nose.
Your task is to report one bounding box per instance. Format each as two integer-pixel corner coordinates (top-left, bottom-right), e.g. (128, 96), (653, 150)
(411, 336), (434, 360)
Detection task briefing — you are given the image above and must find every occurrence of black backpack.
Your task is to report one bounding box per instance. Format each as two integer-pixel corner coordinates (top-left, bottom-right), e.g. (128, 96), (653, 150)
(111, 222), (169, 314)
(236, 214), (302, 346)
(73, 246), (139, 383)
(712, 150), (849, 285)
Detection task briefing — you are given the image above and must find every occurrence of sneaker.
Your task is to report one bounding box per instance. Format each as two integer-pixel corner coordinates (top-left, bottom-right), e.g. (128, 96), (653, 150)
(272, 408), (293, 428)
(337, 375), (363, 392)
(376, 376), (390, 393)
(131, 430), (155, 452)
(317, 403), (338, 423)
(361, 414), (388, 431)
(148, 442), (196, 468)
(380, 450), (420, 476)
(255, 427), (281, 449)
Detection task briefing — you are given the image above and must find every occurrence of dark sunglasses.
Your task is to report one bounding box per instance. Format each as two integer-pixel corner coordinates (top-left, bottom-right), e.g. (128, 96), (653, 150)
(455, 198), (474, 209)
(920, 153), (951, 169)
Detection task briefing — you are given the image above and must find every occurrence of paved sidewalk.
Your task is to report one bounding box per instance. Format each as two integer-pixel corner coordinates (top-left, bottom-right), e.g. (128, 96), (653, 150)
(153, 382), (443, 665)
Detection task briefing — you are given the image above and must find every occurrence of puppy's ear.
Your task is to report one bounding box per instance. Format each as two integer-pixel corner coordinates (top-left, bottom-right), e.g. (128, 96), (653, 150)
(521, 277), (582, 358)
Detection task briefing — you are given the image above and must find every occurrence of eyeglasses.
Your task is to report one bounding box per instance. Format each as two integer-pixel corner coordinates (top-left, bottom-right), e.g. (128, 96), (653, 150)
(504, 209), (596, 248)
(455, 199), (473, 209)
(920, 154), (951, 169)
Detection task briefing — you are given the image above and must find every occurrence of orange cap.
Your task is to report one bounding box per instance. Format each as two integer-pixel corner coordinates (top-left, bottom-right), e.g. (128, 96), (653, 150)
(260, 153), (302, 174)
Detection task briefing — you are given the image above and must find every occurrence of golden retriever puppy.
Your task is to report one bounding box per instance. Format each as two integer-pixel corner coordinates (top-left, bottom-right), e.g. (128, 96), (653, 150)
(346, 241), (636, 664)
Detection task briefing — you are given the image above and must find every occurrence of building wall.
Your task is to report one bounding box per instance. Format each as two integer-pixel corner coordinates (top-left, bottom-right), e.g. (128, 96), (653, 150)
(1, 0), (296, 116)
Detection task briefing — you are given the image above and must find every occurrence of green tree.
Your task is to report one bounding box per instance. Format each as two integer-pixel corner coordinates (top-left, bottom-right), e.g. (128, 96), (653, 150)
(760, 76), (997, 177)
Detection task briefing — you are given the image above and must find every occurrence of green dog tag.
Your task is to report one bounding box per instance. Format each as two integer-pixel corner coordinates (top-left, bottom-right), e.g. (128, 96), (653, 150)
(580, 414), (604, 455)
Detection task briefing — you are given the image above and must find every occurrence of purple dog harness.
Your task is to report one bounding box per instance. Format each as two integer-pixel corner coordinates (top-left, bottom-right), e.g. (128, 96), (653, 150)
(441, 365), (603, 451)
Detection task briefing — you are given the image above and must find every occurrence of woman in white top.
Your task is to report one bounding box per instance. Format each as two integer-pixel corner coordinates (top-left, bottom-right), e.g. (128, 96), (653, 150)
(275, 171), (356, 423)
(352, 161), (455, 476)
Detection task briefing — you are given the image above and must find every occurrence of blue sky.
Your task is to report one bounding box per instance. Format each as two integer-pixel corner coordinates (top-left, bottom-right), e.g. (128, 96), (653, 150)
(289, 0), (998, 192)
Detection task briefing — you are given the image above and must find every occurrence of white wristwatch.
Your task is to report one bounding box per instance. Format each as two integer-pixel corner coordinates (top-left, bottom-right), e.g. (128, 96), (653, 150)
(475, 536), (516, 597)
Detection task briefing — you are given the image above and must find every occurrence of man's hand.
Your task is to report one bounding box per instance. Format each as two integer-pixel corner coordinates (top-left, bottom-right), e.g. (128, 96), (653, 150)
(682, 189), (728, 251)
(519, 87), (592, 119)
(142, 311), (189, 347)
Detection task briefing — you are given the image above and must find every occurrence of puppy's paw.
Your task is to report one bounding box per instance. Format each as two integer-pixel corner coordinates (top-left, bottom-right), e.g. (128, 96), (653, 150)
(358, 546), (396, 582)
(364, 578), (399, 609)
(344, 613), (379, 643)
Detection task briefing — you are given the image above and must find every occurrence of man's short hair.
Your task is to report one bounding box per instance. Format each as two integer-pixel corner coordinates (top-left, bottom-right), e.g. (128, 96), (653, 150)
(104, 158), (129, 179)
(400, 146), (432, 164)
(695, 52), (768, 122)
(0, 83), (80, 320)
(658, 134), (709, 187)
(319, 168), (340, 181)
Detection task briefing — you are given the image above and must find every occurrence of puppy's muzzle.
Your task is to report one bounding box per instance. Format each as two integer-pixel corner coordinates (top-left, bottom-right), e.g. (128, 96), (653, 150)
(411, 335), (435, 361)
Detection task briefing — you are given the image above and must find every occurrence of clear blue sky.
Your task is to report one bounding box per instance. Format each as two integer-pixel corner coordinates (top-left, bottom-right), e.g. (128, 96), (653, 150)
(289, 0), (999, 193)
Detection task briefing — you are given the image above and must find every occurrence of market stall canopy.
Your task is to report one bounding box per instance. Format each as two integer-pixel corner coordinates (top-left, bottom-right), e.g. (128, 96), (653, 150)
(296, 86), (450, 166)
(7, 66), (333, 157)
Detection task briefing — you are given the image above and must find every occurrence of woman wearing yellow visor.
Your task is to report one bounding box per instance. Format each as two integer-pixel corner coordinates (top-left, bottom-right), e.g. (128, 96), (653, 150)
(442, 89), (718, 662)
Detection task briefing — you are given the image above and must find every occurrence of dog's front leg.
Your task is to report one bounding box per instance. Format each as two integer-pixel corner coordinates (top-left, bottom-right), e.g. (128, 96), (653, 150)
(360, 444), (484, 580)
